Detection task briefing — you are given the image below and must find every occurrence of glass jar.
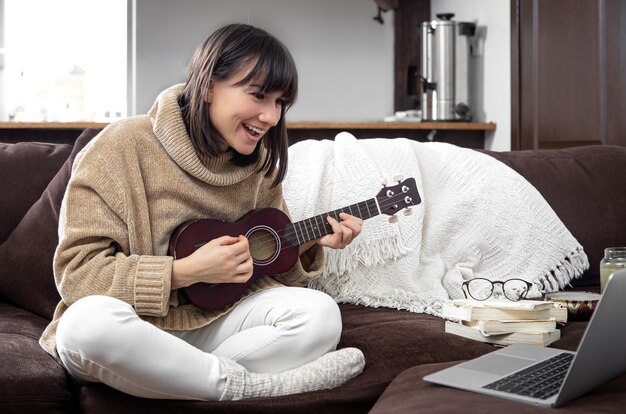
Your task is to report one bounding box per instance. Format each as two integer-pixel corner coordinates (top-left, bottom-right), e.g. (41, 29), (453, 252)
(600, 247), (626, 293)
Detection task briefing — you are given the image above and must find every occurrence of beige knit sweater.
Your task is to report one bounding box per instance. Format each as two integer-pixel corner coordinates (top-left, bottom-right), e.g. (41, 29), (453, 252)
(40, 84), (324, 360)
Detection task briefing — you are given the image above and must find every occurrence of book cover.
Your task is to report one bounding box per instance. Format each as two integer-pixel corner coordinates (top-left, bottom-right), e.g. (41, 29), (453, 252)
(463, 319), (557, 335)
(451, 298), (555, 311)
(445, 321), (561, 347)
(442, 302), (567, 323)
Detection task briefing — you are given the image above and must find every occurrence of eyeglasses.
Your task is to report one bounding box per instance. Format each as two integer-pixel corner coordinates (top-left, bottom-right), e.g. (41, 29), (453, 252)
(462, 278), (532, 302)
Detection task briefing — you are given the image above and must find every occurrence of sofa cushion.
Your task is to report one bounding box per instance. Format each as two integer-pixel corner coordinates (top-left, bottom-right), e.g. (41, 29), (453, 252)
(0, 129), (100, 320)
(484, 145), (626, 287)
(0, 142), (72, 244)
(77, 304), (498, 414)
(76, 304), (590, 414)
(0, 302), (74, 414)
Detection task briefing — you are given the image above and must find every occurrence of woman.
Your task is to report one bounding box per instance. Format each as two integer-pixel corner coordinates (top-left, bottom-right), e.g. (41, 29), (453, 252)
(39, 24), (365, 401)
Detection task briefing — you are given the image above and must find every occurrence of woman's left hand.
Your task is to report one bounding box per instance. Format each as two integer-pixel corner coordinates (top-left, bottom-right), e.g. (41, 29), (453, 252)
(318, 212), (363, 249)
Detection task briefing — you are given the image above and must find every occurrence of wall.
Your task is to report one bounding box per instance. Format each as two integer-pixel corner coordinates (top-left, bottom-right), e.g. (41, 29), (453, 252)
(430, 0), (511, 151)
(133, 0), (394, 122)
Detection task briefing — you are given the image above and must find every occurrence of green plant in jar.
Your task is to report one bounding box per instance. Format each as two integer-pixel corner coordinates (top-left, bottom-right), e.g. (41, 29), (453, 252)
(600, 247), (626, 293)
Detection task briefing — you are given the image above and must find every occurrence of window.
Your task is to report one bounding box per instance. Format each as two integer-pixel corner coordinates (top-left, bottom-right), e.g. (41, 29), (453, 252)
(1, 0), (127, 122)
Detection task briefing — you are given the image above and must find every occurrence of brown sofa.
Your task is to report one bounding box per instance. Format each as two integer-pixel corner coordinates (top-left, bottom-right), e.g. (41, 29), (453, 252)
(1, 128), (625, 413)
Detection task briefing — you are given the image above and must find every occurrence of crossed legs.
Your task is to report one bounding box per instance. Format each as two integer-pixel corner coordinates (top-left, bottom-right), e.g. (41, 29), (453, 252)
(56, 287), (364, 400)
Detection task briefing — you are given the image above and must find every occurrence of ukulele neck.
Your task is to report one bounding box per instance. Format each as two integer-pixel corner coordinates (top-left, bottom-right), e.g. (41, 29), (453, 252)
(284, 198), (379, 246)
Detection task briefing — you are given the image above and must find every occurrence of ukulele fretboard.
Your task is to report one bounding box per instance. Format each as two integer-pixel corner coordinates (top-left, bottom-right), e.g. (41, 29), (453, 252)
(283, 198), (379, 246)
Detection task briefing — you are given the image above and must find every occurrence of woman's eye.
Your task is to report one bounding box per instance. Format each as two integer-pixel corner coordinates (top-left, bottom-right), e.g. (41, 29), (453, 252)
(276, 98), (286, 106)
(253, 92), (265, 100)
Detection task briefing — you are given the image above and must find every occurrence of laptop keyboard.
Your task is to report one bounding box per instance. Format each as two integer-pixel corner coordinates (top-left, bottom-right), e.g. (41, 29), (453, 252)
(482, 352), (574, 400)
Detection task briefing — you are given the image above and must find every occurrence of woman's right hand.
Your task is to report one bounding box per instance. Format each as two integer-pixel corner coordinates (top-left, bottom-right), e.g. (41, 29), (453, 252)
(171, 235), (254, 289)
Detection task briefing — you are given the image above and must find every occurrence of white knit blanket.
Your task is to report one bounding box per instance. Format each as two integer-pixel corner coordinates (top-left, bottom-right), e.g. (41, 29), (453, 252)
(283, 133), (589, 317)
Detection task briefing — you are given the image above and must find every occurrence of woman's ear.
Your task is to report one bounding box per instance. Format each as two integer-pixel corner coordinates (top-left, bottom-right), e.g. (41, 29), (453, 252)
(203, 79), (214, 103)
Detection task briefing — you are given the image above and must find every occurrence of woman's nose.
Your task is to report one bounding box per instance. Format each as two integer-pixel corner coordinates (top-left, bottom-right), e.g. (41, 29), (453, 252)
(259, 103), (281, 126)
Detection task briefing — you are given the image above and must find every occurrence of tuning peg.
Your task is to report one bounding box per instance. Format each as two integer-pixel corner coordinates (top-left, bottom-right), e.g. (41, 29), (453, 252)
(403, 208), (413, 216)
(388, 215), (399, 223)
(393, 174), (404, 183)
(381, 178), (388, 187)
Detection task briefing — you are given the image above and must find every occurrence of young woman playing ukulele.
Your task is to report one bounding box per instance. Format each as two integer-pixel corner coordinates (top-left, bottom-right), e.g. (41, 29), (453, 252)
(40, 23), (365, 400)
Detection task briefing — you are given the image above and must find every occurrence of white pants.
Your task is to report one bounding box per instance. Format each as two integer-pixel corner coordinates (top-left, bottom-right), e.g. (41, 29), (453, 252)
(55, 287), (342, 400)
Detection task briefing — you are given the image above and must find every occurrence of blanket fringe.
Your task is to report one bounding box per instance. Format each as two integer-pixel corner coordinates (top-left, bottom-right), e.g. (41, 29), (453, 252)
(536, 246), (589, 293)
(322, 284), (446, 317)
(322, 237), (413, 277)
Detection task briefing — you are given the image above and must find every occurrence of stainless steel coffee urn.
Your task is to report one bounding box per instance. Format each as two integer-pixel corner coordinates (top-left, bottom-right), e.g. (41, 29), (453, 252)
(420, 13), (475, 121)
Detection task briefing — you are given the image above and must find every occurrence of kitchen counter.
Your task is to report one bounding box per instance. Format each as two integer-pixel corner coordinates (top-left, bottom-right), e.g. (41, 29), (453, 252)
(0, 121), (496, 148)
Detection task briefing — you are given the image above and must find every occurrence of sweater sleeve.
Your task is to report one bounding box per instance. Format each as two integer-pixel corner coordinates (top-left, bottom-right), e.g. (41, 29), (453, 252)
(53, 150), (172, 317)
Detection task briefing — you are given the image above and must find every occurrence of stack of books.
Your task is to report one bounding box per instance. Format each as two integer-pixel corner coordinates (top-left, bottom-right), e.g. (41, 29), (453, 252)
(442, 299), (568, 347)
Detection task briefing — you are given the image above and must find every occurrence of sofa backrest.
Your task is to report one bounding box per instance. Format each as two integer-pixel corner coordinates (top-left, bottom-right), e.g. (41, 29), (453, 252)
(0, 142), (72, 244)
(0, 131), (622, 319)
(0, 129), (100, 319)
(484, 145), (626, 288)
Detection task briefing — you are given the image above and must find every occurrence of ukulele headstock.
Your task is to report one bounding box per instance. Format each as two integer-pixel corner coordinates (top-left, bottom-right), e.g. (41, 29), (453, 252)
(376, 176), (421, 217)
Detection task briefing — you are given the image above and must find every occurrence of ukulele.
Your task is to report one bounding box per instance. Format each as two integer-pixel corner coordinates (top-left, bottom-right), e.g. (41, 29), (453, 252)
(168, 177), (420, 310)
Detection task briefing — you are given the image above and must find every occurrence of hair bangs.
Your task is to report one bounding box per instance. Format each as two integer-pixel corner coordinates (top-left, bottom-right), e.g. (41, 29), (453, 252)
(236, 43), (298, 108)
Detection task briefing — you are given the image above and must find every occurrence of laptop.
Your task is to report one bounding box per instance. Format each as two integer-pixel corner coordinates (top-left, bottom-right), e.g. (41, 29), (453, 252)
(423, 270), (626, 408)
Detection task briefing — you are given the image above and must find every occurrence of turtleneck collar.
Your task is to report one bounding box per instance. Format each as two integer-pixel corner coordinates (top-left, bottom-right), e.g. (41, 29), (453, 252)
(148, 84), (267, 187)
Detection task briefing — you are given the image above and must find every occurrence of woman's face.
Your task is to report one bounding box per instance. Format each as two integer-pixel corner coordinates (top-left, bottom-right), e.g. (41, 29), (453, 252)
(208, 63), (285, 155)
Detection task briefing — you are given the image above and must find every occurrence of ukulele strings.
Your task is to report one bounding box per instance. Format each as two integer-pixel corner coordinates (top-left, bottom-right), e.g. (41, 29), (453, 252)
(240, 190), (413, 256)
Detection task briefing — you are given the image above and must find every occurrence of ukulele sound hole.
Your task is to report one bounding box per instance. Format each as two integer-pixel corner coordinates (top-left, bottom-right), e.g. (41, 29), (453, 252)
(247, 226), (279, 264)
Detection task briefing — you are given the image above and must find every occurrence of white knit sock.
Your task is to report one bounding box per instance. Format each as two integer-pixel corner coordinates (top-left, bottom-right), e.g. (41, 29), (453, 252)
(219, 347), (365, 400)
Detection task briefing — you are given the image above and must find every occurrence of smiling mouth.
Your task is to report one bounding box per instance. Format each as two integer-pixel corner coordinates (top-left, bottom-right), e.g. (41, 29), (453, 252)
(243, 123), (265, 138)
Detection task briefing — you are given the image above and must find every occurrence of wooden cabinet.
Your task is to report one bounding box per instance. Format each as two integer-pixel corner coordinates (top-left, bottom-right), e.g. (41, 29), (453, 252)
(0, 122), (108, 144)
(511, 0), (626, 149)
(393, 0), (430, 111)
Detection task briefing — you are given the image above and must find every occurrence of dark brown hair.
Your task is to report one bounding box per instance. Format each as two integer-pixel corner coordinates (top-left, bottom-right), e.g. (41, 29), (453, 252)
(179, 24), (298, 186)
